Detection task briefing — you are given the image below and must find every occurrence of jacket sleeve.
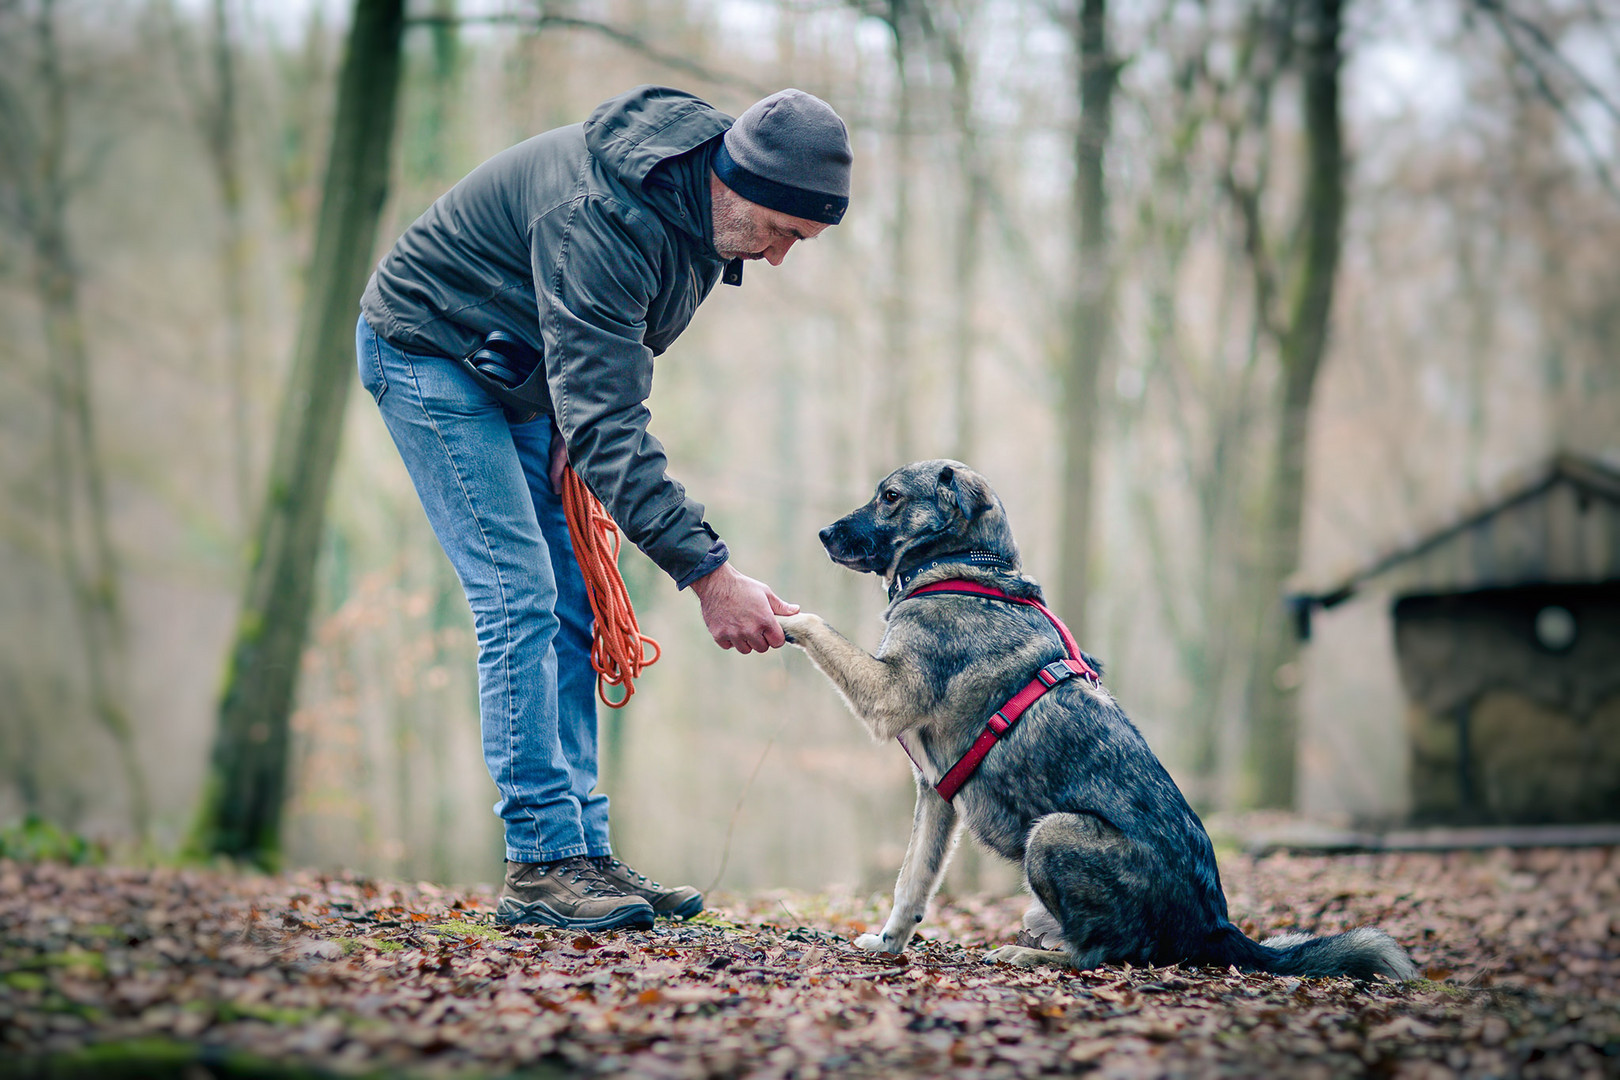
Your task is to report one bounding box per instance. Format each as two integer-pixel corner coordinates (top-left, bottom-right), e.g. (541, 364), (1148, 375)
(532, 194), (726, 586)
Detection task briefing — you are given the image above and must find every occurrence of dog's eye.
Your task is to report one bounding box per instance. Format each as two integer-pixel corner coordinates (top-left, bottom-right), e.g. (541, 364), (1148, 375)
(881, 490), (901, 505)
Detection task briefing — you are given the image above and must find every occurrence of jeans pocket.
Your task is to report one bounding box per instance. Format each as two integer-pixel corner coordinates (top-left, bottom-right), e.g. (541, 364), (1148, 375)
(359, 325), (390, 404)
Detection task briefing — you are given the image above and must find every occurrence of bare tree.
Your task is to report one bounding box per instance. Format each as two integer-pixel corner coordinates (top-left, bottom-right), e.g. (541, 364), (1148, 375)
(200, 0), (257, 536)
(918, 0), (989, 464)
(159, 0), (259, 534)
(1111, 0), (1345, 809)
(208, 0), (256, 532)
(1241, 0), (1346, 808)
(1118, 8), (1262, 806)
(0, 0), (149, 840)
(193, 0), (407, 865)
(1055, 0), (1120, 637)
(876, 0), (922, 465)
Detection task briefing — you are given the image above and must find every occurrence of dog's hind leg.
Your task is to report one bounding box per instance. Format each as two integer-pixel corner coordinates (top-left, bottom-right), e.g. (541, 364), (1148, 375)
(984, 899), (1072, 969)
(1020, 900), (1066, 949)
(987, 813), (1157, 970)
(855, 784), (958, 955)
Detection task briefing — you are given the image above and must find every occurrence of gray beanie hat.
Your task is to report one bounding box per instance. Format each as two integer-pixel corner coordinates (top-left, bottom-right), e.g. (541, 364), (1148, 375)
(714, 89), (852, 225)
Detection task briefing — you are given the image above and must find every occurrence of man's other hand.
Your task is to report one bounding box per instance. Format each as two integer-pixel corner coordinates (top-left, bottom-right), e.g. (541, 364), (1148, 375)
(690, 563), (799, 653)
(547, 421), (569, 495)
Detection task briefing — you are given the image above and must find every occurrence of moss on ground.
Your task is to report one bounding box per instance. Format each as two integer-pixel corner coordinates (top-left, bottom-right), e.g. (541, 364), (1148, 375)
(428, 919), (504, 940)
(0, 1037), (576, 1079)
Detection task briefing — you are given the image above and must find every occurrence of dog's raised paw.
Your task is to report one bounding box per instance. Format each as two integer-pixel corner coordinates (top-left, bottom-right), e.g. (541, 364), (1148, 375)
(853, 932), (897, 954)
(776, 613), (811, 644)
(985, 944), (1070, 969)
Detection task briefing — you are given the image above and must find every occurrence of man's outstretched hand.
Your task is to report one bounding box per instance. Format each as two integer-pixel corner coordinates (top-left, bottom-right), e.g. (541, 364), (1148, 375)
(690, 563), (799, 653)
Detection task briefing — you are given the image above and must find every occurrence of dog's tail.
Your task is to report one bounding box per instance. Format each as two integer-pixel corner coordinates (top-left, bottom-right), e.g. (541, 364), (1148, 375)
(1207, 923), (1417, 982)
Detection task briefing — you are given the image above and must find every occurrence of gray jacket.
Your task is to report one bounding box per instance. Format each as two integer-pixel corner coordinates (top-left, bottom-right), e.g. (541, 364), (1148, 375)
(361, 86), (744, 587)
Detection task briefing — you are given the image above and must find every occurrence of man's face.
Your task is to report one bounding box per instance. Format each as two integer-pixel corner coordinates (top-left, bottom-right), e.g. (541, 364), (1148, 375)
(710, 174), (831, 266)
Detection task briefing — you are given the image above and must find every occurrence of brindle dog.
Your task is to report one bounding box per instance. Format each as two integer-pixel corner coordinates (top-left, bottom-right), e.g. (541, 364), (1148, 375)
(779, 460), (1415, 980)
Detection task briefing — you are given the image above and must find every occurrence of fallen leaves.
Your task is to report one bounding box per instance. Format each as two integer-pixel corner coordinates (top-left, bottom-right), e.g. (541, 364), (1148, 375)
(0, 847), (1616, 1077)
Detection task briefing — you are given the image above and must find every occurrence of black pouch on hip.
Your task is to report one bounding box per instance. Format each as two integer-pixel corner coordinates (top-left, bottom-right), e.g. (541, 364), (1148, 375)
(459, 330), (545, 424)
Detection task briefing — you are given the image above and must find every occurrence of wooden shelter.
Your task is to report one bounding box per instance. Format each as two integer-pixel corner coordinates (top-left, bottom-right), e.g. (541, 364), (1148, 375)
(1294, 455), (1620, 825)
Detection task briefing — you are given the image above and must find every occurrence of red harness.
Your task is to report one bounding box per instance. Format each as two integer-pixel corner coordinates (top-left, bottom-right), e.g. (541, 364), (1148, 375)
(895, 579), (1102, 802)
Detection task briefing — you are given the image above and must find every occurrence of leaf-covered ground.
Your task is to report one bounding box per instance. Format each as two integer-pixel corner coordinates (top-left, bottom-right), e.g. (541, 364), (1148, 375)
(1, 847), (1616, 1078)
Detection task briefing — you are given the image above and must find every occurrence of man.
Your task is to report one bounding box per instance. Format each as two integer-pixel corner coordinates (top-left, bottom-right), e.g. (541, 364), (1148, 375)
(356, 85), (852, 931)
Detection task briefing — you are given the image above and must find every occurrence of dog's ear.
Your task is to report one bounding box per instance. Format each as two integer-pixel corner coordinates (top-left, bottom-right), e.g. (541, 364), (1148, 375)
(936, 464), (991, 522)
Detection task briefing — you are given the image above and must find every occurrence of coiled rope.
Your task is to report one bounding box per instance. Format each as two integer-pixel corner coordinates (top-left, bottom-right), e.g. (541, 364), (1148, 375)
(559, 465), (661, 708)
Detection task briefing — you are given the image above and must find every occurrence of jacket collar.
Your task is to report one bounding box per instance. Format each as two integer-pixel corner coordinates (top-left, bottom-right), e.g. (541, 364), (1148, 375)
(585, 86), (733, 251)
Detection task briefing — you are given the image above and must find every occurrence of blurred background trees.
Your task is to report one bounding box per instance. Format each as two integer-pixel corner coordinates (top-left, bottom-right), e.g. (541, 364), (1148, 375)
(0, 0), (1615, 888)
(192, 0), (406, 866)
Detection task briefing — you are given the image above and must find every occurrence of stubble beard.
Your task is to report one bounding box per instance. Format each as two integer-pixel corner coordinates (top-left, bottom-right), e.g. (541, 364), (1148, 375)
(711, 187), (762, 261)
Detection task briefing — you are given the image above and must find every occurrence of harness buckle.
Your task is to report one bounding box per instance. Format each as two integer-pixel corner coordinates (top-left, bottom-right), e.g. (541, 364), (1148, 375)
(1036, 660), (1078, 688)
(987, 711), (1012, 735)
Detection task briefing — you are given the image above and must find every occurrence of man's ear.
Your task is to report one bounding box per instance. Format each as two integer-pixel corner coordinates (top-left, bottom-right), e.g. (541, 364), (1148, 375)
(936, 464), (989, 522)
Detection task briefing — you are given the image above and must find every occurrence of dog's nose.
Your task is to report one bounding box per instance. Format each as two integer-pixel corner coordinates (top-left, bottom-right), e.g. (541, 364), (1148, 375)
(817, 525), (836, 547)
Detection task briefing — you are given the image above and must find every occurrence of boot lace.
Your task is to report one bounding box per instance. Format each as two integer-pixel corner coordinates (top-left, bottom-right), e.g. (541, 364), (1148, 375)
(555, 856), (617, 897)
(594, 856), (659, 888)
(514, 857), (618, 897)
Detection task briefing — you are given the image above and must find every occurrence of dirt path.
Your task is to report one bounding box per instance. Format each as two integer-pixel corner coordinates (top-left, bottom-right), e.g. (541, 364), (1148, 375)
(1, 847), (1615, 1078)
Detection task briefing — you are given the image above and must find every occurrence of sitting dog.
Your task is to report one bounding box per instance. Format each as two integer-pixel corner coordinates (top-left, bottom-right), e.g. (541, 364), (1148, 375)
(778, 460), (1416, 980)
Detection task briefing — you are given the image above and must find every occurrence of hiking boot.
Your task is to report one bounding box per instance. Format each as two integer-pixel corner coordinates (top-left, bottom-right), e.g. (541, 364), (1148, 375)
(590, 856), (704, 919)
(496, 856), (655, 930)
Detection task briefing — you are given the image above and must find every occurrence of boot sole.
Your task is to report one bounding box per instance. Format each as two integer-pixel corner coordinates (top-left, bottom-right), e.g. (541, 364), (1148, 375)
(660, 893), (704, 920)
(496, 898), (655, 931)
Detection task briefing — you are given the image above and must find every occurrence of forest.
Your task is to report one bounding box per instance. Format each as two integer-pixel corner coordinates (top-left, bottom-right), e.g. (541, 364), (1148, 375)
(0, 0), (1617, 1075)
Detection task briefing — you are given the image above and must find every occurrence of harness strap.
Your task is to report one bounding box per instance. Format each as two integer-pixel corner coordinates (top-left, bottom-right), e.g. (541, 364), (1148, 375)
(932, 658), (1091, 801)
(908, 581), (1099, 682)
(896, 579), (1101, 802)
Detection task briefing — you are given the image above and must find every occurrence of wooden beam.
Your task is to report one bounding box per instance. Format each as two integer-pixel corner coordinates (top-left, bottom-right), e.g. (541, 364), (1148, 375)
(1247, 822), (1620, 856)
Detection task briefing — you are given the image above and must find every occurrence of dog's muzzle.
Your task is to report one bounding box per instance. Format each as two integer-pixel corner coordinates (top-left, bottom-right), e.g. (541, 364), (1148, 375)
(819, 519), (887, 573)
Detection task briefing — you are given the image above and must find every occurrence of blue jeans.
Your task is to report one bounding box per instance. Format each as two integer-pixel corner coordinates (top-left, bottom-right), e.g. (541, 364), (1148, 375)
(356, 315), (608, 863)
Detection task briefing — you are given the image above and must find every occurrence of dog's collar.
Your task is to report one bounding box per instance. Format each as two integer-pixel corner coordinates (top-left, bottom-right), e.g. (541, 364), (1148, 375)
(889, 550), (1016, 601)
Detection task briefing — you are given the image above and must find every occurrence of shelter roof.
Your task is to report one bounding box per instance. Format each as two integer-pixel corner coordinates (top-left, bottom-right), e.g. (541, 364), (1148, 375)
(1297, 453), (1620, 613)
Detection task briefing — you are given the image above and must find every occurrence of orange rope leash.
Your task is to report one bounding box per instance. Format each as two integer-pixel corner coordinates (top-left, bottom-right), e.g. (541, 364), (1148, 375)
(559, 465), (661, 708)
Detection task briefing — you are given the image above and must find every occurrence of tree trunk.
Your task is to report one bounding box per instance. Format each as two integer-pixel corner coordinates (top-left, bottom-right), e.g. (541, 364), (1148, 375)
(193, 0), (407, 865)
(936, 10), (987, 465)
(1056, 0), (1117, 635)
(204, 0), (258, 536)
(1244, 0), (1345, 809)
(881, 2), (917, 464)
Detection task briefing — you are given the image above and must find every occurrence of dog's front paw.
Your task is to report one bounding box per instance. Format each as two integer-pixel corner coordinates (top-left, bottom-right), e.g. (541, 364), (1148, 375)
(854, 932), (902, 955)
(777, 612), (824, 646)
(985, 944), (1070, 969)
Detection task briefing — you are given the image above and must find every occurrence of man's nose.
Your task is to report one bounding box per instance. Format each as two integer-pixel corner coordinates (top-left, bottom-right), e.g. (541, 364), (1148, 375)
(764, 238), (796, 266)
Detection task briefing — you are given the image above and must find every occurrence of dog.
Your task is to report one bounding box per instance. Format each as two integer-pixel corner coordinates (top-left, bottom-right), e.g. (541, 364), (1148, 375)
(778, 460), (1416, 980)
